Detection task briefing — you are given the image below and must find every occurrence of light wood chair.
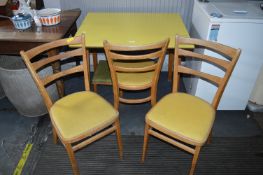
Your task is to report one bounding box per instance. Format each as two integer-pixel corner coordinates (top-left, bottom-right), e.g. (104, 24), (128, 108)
(103, 39), (169, 109)
(20, 34), (123, 175)
(142, 35), (241, 175)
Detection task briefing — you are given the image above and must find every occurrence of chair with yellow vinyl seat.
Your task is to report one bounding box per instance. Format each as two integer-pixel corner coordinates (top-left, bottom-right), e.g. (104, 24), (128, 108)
(103, 39), (169, 109)
(20, 34), (123, 175)
(141, 35), (241, 175)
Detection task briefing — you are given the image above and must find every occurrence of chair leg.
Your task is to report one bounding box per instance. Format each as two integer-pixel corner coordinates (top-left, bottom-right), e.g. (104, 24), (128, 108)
(189, 146), (201, 175)
(115, 118), (123, 159)
(93, 84), (98, 92)
(150, 87), (157, 106)
(65, 143), (80, 175)
(207, 131), (212, 144)
(141, 123), (150, 162)
(52, 126), (58, 144)
(151, 96), (156, 106)
(114, 97), (120, 110)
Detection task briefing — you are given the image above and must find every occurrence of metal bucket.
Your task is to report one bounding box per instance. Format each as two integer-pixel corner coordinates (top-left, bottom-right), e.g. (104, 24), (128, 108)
(0, 83), (4, 99)
(0, 55), (58, 117)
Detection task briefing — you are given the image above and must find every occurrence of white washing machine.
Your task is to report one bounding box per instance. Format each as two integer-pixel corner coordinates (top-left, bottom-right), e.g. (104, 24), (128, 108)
(189, 0), (263, 110)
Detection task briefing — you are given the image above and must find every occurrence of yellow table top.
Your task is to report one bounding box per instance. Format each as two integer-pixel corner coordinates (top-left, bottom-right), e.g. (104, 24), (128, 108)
(75, 12), (191, 49)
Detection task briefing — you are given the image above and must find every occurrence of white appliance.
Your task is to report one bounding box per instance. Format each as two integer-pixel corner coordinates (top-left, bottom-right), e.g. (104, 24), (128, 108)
(189, 0), (263, 110)
(250, 65), (263, 105)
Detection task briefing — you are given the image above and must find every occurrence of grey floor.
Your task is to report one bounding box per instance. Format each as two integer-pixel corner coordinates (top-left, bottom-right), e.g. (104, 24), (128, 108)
(0, 72), (262, 175)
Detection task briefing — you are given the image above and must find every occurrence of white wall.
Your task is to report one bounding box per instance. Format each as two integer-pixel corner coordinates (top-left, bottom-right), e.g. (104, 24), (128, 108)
(43, 0), (61, 9)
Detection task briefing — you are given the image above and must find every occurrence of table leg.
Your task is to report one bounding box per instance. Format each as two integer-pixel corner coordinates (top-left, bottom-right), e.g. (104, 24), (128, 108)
(69, 23), (77, 36)
(92, 52), (98, 71)
(92, 52), (98, 92)
(168, 52), (174, 81)
(48, 50), (64, 98)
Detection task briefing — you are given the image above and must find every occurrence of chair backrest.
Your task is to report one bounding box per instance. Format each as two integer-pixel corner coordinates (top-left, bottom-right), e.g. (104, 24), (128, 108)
(103, 39), (169, 106)
(20, 34), (89, 111)
(173, 35), (241, 109)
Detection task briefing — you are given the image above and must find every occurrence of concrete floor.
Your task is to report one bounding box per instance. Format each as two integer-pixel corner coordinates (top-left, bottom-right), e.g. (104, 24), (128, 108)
(0, 98), (40, 175)
(0, 72), (262, 174)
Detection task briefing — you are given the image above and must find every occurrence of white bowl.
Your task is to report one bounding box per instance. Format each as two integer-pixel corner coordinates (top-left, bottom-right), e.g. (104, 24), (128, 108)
(38, 8), (61, 26)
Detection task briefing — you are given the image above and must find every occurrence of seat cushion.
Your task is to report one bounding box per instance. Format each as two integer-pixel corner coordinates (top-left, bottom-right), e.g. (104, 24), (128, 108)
(115, 61), (154, 88)
(92, 60), (112, 84)
(146, 93), (215, 145)
(50, 91), (118, 141)
(92, 60), (155, 88)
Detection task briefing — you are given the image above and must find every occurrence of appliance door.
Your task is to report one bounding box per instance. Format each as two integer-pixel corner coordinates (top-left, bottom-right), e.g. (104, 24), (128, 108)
(250, 65), (263, 105)
(194, 22), (263, 110)
(190, 0), (263, 110)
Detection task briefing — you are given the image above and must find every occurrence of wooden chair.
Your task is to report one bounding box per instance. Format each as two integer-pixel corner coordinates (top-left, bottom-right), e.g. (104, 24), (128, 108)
(142, 35), (241, 175)
(20, 34), (123, 175)
(103, 39), (169, 109)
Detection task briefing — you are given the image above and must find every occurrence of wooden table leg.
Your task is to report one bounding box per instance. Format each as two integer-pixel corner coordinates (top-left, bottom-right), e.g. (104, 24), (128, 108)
(92, 52), (98, 72)
(48, 50), (64, 98)
(168, 52), (174, 81)
(69, 23), (77, 36)
(92, 52), (98, 92)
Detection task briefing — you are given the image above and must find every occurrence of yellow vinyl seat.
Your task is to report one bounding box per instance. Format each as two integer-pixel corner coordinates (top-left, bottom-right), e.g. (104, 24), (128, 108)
(50, 91), (118, 141)
(116, 61), (154, 88)
(92, 60), (112, 85)
(92, 58), (155, 90)
(146, 93), (215, 144)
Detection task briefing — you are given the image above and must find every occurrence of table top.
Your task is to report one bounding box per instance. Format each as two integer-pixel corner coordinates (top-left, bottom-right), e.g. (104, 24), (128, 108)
(75, 12), (191, 49)
(0, 9), (80, 43)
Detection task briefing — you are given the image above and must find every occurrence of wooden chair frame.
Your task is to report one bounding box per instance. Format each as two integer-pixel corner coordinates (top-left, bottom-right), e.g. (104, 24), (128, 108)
(20, 34), (123, 175)
(103, 39), (169, 109)
(142, 35), (241, 175)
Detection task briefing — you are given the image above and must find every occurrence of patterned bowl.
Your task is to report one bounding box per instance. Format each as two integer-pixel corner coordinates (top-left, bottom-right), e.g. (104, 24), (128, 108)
(11, 14), (32, 30)
(38, 8), (61, 26)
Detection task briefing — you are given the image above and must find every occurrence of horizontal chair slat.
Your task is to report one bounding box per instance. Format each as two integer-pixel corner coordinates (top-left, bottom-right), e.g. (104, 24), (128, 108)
(110, 50), (163, 61)
(178, 65), (222, 85)
(26, 36), (83, 59)
(42, 65), (83, 86)
(33, 48), (83, 70)
(178, 49), (230, 69)
(115, 64), (156, 73)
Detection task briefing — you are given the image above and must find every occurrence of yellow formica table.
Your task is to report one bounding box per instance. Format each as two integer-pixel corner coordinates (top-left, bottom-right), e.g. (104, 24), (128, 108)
(74, 12), (192, 80)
